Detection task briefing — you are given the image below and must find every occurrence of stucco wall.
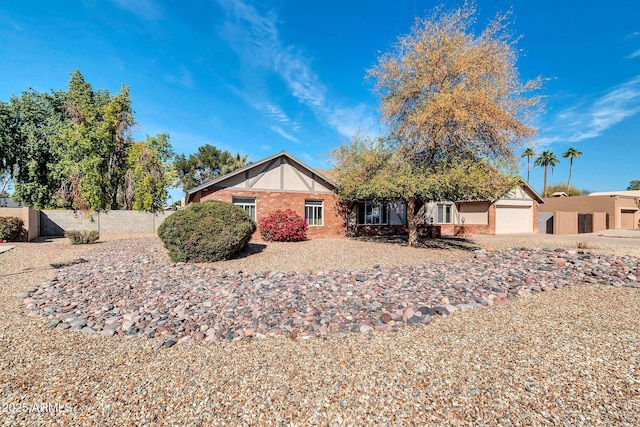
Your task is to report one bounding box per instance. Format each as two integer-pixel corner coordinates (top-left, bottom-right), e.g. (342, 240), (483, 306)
(554, 211), (578, 235)
(541, 195), (640, 229)
(39, 210), (174, 236)
(0, 207), (39, 241)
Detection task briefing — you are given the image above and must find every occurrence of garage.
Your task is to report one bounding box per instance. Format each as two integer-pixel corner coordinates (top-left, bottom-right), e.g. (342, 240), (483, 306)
(495, 204), (533, 234)
(620, 210), (637, 229)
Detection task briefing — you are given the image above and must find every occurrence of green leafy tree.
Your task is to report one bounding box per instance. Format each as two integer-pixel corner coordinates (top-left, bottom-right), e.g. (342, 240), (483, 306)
(0, 101), (19, 197)
(2, 70), (135, 210)
(521, 147), (536, 182)
(7, 90), (63, 209)
(333, 137), (517, 245)
(627, 180), (640, 191)
(123, 134), (176, 211)
(54, 70), (134, 210)
(562, 146), (582, 190)
(335, 3), (541, 246)
(174, 144), (249, 193)
(534, 150), (559, 197)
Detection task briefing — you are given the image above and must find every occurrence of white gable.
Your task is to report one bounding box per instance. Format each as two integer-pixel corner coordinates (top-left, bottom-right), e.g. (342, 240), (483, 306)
(214, 155), (332, 193)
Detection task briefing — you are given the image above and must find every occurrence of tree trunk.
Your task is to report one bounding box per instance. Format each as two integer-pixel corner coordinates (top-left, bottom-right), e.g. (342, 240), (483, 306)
(543, 164), (548, 197)
(566, 159), (573, 190)
(407, 195), (417, 247)
(527, 159), (531, 182)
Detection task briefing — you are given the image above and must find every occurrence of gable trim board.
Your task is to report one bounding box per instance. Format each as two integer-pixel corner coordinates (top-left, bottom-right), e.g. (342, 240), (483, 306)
(187, 151), (541, 237)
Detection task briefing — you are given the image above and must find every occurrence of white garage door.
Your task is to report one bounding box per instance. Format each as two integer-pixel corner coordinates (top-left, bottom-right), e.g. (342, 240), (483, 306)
(495, 205), (533, 234)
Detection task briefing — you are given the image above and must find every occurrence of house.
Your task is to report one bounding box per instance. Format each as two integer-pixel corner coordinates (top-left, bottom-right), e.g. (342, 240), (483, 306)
(540, 192), (640, 231)
(186, 151), (543, 237)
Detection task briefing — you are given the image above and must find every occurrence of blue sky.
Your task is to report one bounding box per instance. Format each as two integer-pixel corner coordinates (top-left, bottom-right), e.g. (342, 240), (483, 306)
(1, 0), (639, 203)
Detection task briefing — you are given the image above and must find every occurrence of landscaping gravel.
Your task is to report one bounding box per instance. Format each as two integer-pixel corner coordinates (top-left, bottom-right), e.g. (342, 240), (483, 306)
(1, 235), (639, 425)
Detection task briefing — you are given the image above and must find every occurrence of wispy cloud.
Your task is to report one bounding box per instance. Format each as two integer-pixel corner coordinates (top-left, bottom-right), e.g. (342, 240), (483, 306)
(164, 66), (194, 89)
(261, 103), (300, 130)
(270, 125), (299, 143)
(538, 75), (640, 146)
(111, 0), (163, 21)
(216, 0), (377, 139)
(625, 31), (639, 39)
(627, 49), (640, 59)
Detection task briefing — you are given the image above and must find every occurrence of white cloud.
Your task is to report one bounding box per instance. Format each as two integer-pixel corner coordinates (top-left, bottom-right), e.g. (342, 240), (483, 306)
(216, 0), (377, 139)
(538, 75), (640, 146)
(627, 49), (640, 59)
(270, 125), (300, 143)
(164, 66), (194, 89)
(111, 0), (162, 21)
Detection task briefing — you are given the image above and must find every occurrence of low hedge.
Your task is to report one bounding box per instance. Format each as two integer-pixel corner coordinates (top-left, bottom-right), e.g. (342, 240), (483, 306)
(157, 200), (256, 262)
(65, 230), (100, 245)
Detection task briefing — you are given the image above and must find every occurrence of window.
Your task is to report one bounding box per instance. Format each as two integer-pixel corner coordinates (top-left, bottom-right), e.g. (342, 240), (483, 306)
(437, 203), (453, 224)
(305, 200), (323, 226)
(232, 197), (256, 221)
(357, 202), (388, 225)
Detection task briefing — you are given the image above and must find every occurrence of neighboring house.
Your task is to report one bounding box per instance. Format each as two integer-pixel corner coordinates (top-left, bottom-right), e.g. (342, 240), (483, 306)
(186, 151), (543, 237)
(0, 196), (24, 208)
(540, 192), (640, 230)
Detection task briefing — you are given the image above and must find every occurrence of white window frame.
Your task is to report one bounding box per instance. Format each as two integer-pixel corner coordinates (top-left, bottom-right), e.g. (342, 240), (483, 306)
(305, 200), (323, 226)
(232, 197), (256, 221)
(357, 201), (388, 225)
(437, 203), (453, 224)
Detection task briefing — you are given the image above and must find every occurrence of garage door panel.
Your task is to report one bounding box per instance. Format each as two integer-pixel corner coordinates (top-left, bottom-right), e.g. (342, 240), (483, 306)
(496, 205), (532, 234)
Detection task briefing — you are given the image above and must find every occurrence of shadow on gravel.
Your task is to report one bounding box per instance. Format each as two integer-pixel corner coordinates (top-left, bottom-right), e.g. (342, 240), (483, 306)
(50, 258), (89, 269)
(228, 242), (268, 260)
(350, 235), (481, 252)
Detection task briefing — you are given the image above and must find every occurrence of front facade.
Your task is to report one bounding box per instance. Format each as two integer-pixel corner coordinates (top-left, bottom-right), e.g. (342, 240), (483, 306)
(186, 152), (344, 238)
(187, 151), (542, 238)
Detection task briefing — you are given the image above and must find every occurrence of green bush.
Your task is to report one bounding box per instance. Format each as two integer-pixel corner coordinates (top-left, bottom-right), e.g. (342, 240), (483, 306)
(65, 230), (100, 245)
(157, 200), (257, 262)
(0, 217), (27, 241)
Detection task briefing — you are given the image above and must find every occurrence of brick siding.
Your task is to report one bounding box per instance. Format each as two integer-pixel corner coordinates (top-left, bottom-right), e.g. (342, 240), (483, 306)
(200, 189), (345, 238)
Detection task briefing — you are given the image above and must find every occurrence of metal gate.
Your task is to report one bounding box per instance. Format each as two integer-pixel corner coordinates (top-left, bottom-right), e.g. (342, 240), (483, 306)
(578, 213), (593, 234)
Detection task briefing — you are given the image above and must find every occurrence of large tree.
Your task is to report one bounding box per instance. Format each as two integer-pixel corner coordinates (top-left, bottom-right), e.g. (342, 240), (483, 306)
(335, 3), (541, 246)
(7, 90), (62, 209)
(534, 150), (559, 197)
(562, 146), (582, 191)
(174, 144), (249, 193)
(53, 70), (134, 210)
(3, 70), (136, 210)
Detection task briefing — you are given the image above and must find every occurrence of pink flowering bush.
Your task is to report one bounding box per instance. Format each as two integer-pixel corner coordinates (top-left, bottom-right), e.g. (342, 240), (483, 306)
(259, 209), (308, 242)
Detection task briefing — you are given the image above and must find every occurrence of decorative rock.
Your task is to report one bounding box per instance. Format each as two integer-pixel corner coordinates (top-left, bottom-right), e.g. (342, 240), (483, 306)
(433, 306), (449, 316)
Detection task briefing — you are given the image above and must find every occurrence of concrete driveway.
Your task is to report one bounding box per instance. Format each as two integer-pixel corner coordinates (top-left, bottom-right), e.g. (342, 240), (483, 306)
(472, 229), (640, 249)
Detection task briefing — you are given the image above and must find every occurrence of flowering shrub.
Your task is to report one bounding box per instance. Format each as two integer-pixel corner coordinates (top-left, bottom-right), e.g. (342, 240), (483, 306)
(259, 209), (308, 242)
(0, 217), (26, 242)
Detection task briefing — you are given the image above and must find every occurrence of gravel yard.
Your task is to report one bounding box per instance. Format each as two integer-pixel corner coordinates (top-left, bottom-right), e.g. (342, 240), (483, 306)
(1, 234), (639, 425)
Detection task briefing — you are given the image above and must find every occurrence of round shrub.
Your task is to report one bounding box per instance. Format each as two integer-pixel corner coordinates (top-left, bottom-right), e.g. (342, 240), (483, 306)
(157, 200), (256, 262)
(0, 216), (26, 242)
(259, 209), (308, 242)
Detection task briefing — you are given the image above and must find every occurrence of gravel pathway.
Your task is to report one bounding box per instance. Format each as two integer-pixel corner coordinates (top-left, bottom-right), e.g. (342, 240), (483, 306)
(1, 235), (639, 425)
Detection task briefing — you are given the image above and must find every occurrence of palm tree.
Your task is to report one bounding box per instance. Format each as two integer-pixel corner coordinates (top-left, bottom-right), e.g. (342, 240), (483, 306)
(562, 146), (582, 191)
(520, 147), (536, 182)
(534, 150), (559, 197)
